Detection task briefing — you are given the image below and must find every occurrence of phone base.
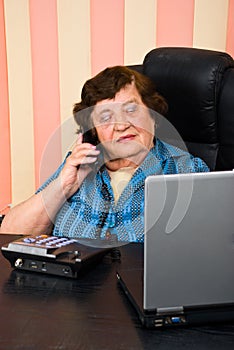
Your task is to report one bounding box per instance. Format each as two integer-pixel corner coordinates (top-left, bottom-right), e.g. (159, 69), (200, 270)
(1, 235), (112, 278)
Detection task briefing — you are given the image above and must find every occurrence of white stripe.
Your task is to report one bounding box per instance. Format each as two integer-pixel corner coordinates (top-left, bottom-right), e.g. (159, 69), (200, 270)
(57, 0), (91, 158)
(4, 0), (35, 205)
(124, 0), (156, 65)
(193, 0), (229, 51)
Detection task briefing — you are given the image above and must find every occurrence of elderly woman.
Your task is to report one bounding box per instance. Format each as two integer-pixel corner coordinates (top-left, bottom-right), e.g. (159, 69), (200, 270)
(0, 66), (209, 242)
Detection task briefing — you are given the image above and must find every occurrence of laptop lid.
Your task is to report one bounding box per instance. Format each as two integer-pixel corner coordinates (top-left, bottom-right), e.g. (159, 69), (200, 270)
(144, 170), (234, 312)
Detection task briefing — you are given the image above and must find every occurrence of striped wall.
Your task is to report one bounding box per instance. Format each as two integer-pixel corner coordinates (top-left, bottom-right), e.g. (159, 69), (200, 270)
(1, 0), (234, 211)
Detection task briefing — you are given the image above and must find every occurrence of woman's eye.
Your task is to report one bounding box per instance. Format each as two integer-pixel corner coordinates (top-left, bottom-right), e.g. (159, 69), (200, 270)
(100, 112), (112, 123)
(125, 103), (137, 113)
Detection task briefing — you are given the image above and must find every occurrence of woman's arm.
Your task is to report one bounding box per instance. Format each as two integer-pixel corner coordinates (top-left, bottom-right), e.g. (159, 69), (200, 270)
(0, 135), (100, 235)
(0, 178), (65, 235)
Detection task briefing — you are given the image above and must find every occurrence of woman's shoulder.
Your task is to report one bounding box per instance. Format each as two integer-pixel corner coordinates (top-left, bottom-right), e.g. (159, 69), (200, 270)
(154, 139), (210, 172)
(154, 139), (190, 159)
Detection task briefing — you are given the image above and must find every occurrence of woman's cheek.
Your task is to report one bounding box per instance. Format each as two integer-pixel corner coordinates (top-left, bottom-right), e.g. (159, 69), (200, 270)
(96, 126), (114, 143)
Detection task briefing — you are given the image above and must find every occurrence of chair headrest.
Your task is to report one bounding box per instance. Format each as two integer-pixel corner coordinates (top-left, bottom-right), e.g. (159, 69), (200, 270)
(143, 47), (234, 145)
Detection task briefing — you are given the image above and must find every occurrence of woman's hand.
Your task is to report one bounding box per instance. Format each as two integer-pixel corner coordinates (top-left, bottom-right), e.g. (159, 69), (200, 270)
(60, 134), (100, 198)
(0, 134), (100, 235)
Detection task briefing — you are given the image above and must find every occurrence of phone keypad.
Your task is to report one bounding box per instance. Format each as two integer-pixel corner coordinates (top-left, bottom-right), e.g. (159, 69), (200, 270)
(22, 235), (77, 249)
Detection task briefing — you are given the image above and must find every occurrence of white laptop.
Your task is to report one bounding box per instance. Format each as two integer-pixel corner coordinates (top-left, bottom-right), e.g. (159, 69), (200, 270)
(117, 171), (234, 328)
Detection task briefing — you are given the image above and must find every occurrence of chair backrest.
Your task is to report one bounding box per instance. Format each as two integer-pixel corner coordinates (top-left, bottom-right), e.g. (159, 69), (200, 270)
(130, 47), (234, 170)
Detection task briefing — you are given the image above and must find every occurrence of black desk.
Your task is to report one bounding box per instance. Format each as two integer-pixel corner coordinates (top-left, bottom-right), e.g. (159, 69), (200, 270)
(0, 234), (234, 350)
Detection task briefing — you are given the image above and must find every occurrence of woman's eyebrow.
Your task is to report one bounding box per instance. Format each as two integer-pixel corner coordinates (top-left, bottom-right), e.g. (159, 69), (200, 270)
(98, 108), (112, 116)
(122, 98), (138, 107)
(94, 98), (139, 116)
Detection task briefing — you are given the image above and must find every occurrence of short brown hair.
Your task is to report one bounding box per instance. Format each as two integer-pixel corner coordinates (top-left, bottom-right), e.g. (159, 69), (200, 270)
(73, 66), (168, 144)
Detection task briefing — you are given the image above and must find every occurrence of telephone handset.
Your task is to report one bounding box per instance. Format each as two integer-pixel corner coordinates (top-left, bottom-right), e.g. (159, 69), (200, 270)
(90, 151), (104, 172)
(82, 130), (104, 172)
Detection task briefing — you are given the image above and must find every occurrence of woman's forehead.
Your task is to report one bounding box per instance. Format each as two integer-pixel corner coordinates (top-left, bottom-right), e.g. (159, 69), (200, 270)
(94, 84), (142, 109)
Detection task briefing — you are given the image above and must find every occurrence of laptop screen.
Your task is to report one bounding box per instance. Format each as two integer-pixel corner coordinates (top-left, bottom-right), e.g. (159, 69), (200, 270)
(144, 171), (234, 311)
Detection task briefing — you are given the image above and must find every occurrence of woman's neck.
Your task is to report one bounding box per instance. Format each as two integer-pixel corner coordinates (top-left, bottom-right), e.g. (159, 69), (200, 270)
(105, 158), (138, 172)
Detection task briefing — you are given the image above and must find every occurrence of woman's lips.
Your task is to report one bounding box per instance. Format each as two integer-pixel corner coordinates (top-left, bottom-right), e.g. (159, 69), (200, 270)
(117, 134), (136, 142)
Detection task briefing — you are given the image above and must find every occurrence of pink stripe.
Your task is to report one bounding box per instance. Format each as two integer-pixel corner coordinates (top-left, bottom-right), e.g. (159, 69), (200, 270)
(29, 0), (61, 188)
(226, 0), (234, 56)
(156, 0), (194, 47)
(90, 0), (124, 76)
(0, 0), (12, 211)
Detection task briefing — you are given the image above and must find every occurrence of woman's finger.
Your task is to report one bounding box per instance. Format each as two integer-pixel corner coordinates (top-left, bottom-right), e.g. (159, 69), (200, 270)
(76, 133), (83, 145)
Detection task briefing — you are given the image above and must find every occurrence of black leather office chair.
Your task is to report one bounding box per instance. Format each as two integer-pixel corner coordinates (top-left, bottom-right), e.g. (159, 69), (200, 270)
(129, 47), (234, 171)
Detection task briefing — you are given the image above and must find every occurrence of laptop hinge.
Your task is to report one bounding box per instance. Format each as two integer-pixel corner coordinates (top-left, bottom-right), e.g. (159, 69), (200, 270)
(157, 306), (184, 315)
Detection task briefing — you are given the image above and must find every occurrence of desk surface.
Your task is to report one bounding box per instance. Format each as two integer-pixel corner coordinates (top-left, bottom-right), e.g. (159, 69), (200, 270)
(0, 234), (234, 350)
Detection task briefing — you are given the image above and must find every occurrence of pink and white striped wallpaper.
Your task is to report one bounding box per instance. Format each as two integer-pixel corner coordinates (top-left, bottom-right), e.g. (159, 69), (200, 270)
(1, 0), (234, 212)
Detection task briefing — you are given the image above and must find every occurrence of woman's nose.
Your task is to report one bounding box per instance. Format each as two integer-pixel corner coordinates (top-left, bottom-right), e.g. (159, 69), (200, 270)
(113, 112), (130, 130)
